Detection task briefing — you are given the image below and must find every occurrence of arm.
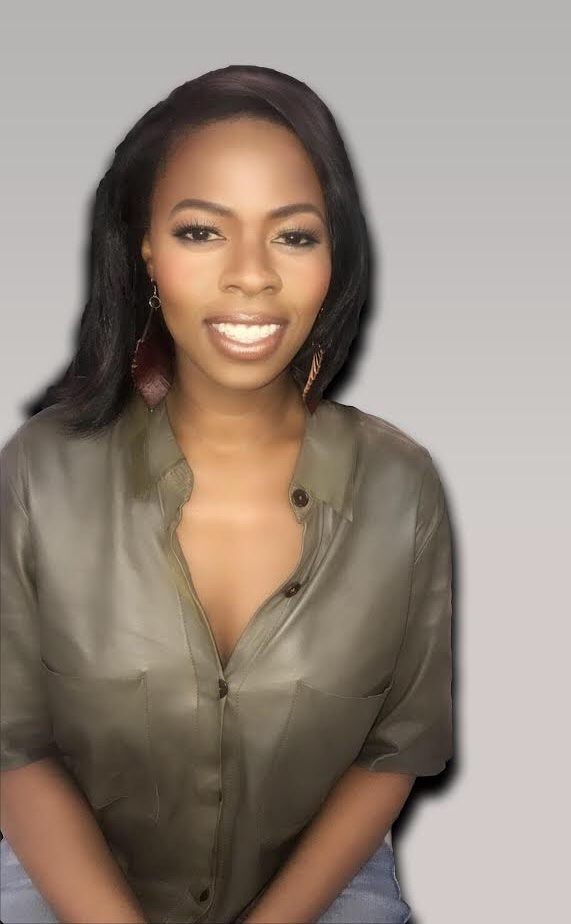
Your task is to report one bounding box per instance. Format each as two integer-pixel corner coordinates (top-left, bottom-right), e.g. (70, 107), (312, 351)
(245, 455), (453, 923)
(1, 757), (148, 924)
(242, 765), (415, 924)
(1, 433), (148, 923)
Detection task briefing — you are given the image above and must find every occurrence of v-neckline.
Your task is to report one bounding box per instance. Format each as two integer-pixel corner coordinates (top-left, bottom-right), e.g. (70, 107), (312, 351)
(169, 501), (312, 677)
(161, 398), (315, 677)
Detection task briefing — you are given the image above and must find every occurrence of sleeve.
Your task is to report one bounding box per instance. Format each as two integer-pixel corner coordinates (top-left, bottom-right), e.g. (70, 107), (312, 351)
(354, 454), (454, 777)
(0, 432), (59, 773)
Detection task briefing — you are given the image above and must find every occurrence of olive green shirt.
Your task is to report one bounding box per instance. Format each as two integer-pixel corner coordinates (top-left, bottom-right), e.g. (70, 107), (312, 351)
(0, 390), (453, 924)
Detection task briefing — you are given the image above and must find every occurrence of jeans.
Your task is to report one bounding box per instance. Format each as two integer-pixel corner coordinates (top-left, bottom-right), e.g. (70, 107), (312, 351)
(315, 838), (411, 923)
(0, 834), (412, 924)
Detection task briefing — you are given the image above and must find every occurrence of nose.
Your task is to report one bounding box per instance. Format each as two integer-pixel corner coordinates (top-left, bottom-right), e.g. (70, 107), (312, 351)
(219, 234), (282, 296)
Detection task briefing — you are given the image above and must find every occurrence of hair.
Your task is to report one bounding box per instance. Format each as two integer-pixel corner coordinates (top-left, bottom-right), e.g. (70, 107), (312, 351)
(25, 64), (372, 435)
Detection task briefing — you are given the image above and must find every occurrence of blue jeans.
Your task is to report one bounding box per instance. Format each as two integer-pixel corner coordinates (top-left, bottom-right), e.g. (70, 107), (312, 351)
(315, 838), (411, 924)
(0, 834), (412, 924)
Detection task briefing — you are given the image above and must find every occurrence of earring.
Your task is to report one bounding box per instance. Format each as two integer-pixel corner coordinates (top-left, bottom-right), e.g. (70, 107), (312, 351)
(130, 280), (174, 411)
(302, 343), (325, 414)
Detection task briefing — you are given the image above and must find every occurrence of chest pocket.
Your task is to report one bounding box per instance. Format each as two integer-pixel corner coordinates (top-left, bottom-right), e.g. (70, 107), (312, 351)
(258, 679), (392, 845)
(40, 661), (159, 821)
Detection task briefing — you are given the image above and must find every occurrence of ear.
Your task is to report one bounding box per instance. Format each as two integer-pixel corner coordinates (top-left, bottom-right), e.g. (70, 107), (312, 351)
(141, 233), (154, 279)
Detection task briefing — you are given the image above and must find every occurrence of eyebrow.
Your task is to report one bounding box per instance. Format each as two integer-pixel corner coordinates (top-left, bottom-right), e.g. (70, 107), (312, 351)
(168, 197), (326, 223)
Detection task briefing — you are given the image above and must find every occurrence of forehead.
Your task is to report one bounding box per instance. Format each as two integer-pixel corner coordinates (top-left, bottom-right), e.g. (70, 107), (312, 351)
(151, 117), (325, 216)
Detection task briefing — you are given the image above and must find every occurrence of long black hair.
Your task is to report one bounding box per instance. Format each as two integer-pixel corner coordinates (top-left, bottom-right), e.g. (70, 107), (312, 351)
(25, 64), (372, 435)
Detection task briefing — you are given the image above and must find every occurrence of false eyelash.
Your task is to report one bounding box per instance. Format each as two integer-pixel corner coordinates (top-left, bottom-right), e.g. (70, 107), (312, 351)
(281, 225), (322, 245)
(172, 220), (223, 239)
(171, 220), (321, 246)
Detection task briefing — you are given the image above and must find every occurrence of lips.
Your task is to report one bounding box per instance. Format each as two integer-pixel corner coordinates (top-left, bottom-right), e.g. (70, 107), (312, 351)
(205, 318), (288, 360)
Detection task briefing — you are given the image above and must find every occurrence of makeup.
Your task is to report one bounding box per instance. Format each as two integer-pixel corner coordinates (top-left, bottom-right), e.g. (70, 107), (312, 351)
(205, 319), (287, 360)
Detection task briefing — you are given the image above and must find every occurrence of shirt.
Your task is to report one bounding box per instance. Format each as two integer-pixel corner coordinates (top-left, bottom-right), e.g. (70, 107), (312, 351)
(0, 389), (454, 924)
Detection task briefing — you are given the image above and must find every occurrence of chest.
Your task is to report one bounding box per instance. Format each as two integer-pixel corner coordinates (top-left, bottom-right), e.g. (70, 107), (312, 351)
(174, 464), (305, 670)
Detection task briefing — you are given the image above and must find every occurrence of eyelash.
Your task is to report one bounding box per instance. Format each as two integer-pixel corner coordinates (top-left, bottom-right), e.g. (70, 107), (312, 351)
(171, 220), (321, 248)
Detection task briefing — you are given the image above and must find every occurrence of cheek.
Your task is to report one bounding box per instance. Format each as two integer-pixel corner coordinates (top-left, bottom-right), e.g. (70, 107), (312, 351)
(153, 243), (212, 306)
(296, 252), (332, 307)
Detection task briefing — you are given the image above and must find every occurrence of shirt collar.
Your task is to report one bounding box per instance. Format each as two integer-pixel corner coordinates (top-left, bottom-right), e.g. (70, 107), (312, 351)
(124, 390), (356, 521)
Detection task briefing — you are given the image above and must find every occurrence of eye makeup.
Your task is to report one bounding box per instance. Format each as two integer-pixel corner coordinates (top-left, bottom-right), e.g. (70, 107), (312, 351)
(171, 219), (322, 248)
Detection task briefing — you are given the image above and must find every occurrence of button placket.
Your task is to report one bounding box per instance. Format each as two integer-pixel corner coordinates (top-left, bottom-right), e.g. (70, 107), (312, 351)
(283, 488), (314, 598)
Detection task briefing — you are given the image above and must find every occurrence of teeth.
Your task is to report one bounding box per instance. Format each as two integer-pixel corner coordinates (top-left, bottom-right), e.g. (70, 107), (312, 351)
(210, 322), (281, 343)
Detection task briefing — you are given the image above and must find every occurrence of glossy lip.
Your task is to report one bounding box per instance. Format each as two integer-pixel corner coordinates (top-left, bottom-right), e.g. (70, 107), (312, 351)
(205, 313), (287, 326)
(205, 320), (287, 360)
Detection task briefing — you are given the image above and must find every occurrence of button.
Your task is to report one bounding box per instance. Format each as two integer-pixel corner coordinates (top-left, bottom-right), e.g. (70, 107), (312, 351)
(284, 582), (301, 597)
(292, 488), (309, 507)
(218, 789), (223, 803)
(199, 888), (210, 902)
(218, 679), (228, 698)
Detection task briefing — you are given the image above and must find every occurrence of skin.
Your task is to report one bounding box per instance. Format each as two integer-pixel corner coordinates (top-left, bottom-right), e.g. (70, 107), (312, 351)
(0, 119), (413, 924)
(140, 117), (334, 668)
(140, 119), (416, 922)
(140, 115), (332, 454)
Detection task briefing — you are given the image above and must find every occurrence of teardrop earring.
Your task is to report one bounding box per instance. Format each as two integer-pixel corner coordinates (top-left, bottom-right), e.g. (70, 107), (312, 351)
(130, 280), (174, 411)
(302, 343), (325, 414)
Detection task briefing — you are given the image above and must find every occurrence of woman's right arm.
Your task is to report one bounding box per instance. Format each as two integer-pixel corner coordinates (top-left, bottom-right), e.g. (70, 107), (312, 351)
(1, 757), (148, 924)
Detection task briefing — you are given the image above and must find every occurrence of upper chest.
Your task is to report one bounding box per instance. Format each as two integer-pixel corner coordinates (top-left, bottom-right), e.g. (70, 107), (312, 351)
(30, 408), (420, 686)
(173, 447), (307, 669)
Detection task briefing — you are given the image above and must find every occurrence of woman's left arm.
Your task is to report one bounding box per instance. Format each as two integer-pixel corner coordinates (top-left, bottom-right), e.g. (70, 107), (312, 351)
(244, 455), (453, 923)
(242, 765), (415, 924)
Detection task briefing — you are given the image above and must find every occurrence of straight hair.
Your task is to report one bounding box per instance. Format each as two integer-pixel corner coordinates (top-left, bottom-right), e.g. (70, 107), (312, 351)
(25, 64), (371, 434)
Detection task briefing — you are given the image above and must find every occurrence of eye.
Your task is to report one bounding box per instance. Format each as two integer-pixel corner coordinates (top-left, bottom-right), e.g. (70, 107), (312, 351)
(172, 221), (223, 243)
(276, 226), (321, 248)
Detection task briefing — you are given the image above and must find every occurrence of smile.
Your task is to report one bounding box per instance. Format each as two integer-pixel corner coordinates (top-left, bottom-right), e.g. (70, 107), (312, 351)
(209, 322), (282, 344)
(205, 320), (287, 360)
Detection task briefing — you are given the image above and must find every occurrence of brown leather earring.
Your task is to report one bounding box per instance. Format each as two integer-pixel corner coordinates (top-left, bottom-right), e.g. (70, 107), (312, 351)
(130, 280), (174, 411)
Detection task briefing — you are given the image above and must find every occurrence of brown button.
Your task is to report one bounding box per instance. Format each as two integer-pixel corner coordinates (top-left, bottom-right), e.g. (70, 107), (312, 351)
(284, 581), (301, 597)
(292, 488), (309, 507)
(218, 679), (228, 698)
(199, 888), (210, 902)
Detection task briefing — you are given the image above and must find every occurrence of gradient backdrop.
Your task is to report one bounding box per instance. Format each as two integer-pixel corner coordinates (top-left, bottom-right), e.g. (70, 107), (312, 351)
(1, 2), (569, 922)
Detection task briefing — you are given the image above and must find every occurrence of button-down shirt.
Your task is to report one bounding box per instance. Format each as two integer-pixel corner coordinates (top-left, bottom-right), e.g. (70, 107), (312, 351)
(0, 390), (453, 923)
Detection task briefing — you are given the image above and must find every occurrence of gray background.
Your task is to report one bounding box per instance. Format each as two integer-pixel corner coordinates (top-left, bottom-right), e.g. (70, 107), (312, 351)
(1, 2), (569, 922)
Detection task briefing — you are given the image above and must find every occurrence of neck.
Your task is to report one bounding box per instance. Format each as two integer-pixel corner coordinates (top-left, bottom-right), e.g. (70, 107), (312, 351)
(164, 369), (307, 455)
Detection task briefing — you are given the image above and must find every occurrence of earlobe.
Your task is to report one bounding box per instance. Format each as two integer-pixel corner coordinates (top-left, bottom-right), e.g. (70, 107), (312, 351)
(141, 234), (153, 277)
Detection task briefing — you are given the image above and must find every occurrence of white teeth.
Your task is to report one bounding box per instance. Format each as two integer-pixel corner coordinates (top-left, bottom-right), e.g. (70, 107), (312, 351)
(210, 322), (281, 343)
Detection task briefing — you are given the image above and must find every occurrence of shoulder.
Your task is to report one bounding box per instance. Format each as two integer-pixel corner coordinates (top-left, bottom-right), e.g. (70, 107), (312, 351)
(1, 405), (64, 498)
(325, 398), (433, 472)
(1, 402), (98, 462)
(325, 399), (447, 545)
(1, 403), (120, 510)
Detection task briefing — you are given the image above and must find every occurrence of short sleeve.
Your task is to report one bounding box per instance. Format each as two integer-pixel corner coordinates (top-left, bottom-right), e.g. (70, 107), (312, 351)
(0, 432), (58, 772)
(354, 455), (454, 777)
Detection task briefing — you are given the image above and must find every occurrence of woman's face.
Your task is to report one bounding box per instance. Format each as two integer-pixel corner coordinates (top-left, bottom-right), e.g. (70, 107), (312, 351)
(141, 117), (332, 399)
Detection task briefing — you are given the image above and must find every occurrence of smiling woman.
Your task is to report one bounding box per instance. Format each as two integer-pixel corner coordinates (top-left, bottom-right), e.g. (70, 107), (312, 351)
(136, 115), (333, 414)
(1, 64), (452, 924)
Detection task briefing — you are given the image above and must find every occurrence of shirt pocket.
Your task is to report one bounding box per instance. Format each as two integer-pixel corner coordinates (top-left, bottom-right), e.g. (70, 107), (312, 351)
(258, 679), (392, 845)
(40, 661), (159, 820)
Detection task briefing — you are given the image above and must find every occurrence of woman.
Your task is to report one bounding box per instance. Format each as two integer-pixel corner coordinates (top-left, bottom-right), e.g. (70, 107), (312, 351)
(0, 65), (453, 924)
